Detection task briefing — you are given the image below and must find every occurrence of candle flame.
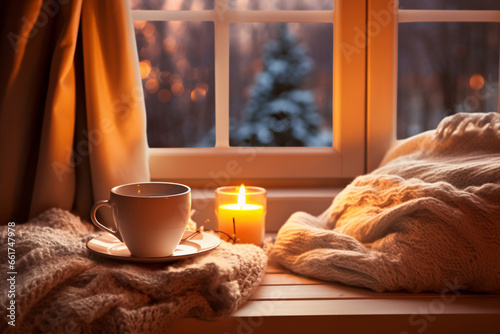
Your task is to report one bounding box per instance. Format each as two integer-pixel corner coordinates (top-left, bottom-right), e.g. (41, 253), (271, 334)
(238, 184), (246, 207)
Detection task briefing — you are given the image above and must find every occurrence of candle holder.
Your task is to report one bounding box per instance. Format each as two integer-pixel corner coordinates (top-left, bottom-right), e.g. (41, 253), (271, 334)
(215, 185), (266, 246)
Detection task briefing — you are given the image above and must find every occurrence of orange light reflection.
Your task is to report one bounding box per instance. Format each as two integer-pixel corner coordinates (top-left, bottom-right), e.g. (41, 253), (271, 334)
(469, 74), (485, 90)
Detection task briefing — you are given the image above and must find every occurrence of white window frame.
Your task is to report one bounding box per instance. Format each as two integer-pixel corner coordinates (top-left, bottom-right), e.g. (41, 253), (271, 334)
(132, 0), (367, 183)
(366, 0), (500, 172)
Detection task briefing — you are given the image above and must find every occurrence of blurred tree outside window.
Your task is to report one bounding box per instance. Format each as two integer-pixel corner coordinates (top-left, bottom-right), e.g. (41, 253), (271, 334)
(229, 23), (333, 147)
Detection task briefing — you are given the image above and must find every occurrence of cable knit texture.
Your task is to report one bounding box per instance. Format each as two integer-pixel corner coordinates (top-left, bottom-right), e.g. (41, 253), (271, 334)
(0, 208), (267, 333)
(271, 112), (500, 293)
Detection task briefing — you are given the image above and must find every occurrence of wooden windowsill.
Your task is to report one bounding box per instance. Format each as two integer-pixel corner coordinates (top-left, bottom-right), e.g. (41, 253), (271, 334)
(171, 261), (500, 334)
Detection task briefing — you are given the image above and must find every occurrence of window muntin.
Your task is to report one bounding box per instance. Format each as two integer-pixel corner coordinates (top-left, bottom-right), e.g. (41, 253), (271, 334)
(399, 0), (500, 10)
(130, 0), (214, 10)
(232, 0), (334, 11)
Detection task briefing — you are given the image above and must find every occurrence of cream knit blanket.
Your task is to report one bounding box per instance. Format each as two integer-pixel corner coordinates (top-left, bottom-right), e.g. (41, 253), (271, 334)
(0, 208), (267, 333)
(271, 112), (500, 293)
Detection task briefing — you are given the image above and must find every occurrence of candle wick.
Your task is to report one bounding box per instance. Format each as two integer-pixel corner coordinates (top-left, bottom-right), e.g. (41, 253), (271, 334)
(232, 217), (236, 242)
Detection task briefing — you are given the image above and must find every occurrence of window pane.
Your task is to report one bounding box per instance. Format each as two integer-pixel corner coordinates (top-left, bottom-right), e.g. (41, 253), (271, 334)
(229, 23), (333, 147)
(399, 0), (500, 10)
(232, 0), (333, 11)
(130, 0), (214, 10)
(397, 22), (499, 139)
(135, 21), (215, 147)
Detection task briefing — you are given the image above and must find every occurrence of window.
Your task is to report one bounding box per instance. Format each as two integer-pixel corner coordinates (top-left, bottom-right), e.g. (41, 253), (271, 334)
(131, 0), (367, 184)
(366, 0), (500, 171)
(132, 0), (500, 182)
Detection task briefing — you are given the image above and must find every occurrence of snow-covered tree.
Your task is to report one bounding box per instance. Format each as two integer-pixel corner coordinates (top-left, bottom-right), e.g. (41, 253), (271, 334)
(230, 23), (326, 146)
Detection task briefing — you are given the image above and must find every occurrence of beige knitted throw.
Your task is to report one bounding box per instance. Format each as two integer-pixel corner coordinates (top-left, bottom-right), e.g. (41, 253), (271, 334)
(0, 208), (267, 333)
(271, 112), (500, 293)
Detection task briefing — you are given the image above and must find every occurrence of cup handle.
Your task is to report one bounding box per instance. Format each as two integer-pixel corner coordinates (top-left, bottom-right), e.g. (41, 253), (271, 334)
(90, 200), (122, 240)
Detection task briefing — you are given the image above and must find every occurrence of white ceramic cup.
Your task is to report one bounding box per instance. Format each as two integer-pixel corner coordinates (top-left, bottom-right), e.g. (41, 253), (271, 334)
(90, 182), (191, 257)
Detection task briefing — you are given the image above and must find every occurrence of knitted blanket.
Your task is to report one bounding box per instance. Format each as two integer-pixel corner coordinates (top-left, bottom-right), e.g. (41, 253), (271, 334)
(271, 112), (500, 293)
(0, 208), (267, 333)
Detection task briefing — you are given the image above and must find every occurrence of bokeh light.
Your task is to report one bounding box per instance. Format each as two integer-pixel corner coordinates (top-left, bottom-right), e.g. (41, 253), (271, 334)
(469, 74), (485, 90)
(145, 79), (159, 94)
(149, 66), (161, 80)
(170, 74), (183, 85)
(171, 82), (185, 96)
(158, 89), (172, 103)
(134, 20), (146, 30)
(141, 22), (156, 37)
(196, 82), (209, 93)
(191, 87), (207, 103)
(163, 37), (178, 54)
(177, 58), (191, 75)
(139, 60), (151, 79)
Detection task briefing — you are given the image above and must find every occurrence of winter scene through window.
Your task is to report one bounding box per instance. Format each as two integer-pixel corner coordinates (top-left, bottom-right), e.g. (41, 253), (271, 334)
(397, 0), (500, 138)
(132, 0), (334, 148)
(132, 0), (500, 147)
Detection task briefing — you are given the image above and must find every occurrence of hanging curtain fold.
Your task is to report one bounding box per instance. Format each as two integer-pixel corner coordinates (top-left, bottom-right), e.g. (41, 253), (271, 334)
(0, 0), (150, 224)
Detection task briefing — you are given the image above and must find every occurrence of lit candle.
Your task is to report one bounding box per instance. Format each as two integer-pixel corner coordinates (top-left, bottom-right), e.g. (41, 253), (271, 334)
(215, 185), (266, 246)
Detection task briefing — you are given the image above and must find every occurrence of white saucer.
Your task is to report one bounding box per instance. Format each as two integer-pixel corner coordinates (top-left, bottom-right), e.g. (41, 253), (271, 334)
(86, 230), (221, 262)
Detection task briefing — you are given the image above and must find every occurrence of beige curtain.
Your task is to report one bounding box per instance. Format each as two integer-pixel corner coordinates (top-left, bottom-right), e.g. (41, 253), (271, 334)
(0, 0), (150, 224)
